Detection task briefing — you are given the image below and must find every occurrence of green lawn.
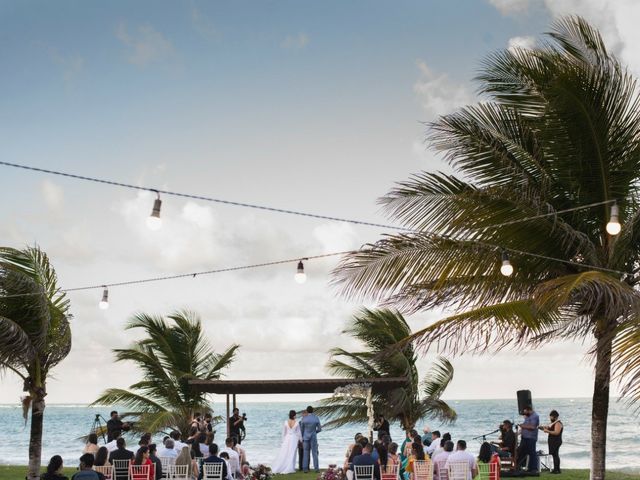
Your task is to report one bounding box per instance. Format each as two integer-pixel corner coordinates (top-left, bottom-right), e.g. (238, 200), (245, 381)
(0, 467), (638, 480)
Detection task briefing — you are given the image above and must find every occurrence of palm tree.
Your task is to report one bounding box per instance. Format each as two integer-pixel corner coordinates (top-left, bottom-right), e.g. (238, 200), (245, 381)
(0, 246), (72, 480)
(316, 308), (456, 431)
(92, 310), (239, 437)
(333, 17), (640, 480)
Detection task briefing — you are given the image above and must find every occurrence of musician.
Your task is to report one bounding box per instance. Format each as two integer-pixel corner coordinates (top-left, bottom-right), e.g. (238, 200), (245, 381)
(517, 406), (539, 474)
(494, 420), (516, 458)
(541, 410), (563, 474)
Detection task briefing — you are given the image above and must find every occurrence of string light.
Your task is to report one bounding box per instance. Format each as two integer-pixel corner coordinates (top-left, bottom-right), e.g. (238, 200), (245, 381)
(98, 287), (109, 310)
(295, 260), (307, 284)
(500, 251), (514, 277)
(147, 192), (162, 231)
(606, 202), (621, 235)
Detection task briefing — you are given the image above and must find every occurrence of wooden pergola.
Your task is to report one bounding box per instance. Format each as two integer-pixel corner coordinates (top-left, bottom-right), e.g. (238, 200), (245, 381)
(189, 377), (408, 437)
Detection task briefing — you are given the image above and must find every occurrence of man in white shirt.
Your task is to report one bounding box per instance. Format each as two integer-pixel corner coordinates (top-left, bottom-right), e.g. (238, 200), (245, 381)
(433, 441), (454, 480)
(104, 432), (120, 453)
(169, 431), (188, 452)
(425, 431), (441, 457)
(221, 437), (242, 478)
(445, 440), (478, 480)
(158, 439), (179, 458)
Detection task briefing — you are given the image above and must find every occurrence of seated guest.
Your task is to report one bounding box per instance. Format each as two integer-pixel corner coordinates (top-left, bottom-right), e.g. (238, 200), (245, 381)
(158, 439), (179, 458)
(345, 445), (363, 479)
(108, 437), (135, 478)
(425, 431), (441, 457)
(199, 443), (228, 480)
(346, 433), (364, 459)
(176, 446), (198, 479)
(375, 441), (388, 470)
(139, 433), (152, 447)
(351, 444), (381, 480)
(219, 452), (235, 480)
(170, 431), (188, 452)
(433, 441), (454, 480)
(94, 447), (110, 467)
(421, 427), (432, 447)
(42, 455), (68, 480)
(221, 437), (242, 479)
(405, 442), (429, 480)
(149, 444), (162, 480)
(477, 442), (500, 480)
(198, 433), (209, 457)
(104, 432), (120, 453)
(387, 443), (400, 467)
(232, 435), (248, 465)
(445, 440), (478, 480)
(401, 430), (419, 460)
(83, 434), (100, 457)
(132, 446), (154, 480)
(71, 454), (101, 480)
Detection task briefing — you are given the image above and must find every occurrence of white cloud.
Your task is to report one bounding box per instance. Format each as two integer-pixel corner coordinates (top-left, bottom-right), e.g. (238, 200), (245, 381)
(116, 22), (175, 66)
(41, 180), (64, 211)
(508, 35), (537, 51)
(413, 60), (475, 120)
(488, 0), (531, 15)
(281, 33), (309, 50)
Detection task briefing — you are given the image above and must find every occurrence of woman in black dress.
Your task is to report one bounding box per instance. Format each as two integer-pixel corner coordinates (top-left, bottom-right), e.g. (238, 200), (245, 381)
(542, 410), (563, 474)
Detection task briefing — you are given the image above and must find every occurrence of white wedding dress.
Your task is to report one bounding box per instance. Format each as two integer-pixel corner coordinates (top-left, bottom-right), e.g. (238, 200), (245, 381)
(271, 420), (302, 474)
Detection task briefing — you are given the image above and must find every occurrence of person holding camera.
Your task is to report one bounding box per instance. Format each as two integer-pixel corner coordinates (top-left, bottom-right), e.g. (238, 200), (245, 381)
(229, 408), (246, 444)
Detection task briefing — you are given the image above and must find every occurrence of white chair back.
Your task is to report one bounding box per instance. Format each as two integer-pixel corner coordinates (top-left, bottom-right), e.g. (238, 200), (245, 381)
(354, 465), (375, 480)
(447, 461), (470, 480)
(203, 462), (224, 480)
(112, 459), (132, 480)
(160, 457), (176, 478)
(381, 463), (399, 480)
(94, 465), (114, 479)
(435, 460), (448, 480)
(130, 464), (151, 480)
(414, 460), (433, 480)
(168, 464), (190, 480)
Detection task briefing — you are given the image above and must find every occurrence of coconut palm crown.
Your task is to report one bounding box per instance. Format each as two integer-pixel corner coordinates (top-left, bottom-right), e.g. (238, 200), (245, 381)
(333, 17), (640, 480)
(92, 310), (238, 438)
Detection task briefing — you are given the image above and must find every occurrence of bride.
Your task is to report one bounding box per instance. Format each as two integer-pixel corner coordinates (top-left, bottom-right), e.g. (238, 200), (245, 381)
(271, 410), (302, 474)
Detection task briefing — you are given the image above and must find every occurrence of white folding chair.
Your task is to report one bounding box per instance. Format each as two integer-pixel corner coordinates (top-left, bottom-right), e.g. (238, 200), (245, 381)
(354, 465), (375, 480)
(112, 459), (132, 480)
(381, 463), (399, 480)
(434, 460), (448, 480)
(447, 462), (469, 480)
(130, 464), (151, 480)
(203, 462), (224, 480)
(414, 460), (433, 480)
(169, 464), (190, 480)
(94, 465), (114, 480)
(160, 457), (176, 478)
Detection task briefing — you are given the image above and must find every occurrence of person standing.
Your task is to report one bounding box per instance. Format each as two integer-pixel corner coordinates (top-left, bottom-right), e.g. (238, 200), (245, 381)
(542, 410), (563, 474)
(299, 405), (322, 473)
(373, 415), (390, 437)
(106, 411), (123, 442)
(272, 410), (303, 474)
(229, 408), (246, 444)
(518, 405), (540, 474)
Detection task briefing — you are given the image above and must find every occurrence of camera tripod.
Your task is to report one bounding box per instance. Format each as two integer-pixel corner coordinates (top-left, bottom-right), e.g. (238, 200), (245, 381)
(90, 414), (109, 443)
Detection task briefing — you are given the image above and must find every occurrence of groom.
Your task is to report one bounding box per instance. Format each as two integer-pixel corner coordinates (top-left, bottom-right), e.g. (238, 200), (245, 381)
(299, 405), (321, 473)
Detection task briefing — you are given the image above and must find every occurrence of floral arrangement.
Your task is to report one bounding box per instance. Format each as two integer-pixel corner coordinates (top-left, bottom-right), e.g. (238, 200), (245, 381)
(247, 464), (273, 480)
(318, 464), (345, 480)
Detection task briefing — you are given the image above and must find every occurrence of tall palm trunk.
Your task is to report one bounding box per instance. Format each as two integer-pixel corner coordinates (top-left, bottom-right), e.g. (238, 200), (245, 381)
(590, 329), (612, 480)
(27, 394), (45, 480)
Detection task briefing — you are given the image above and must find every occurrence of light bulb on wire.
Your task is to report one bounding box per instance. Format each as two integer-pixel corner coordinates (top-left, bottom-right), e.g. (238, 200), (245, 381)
(500, 251), (514, 277)
(98, 287), (109, 310)
(606, 202), (621, 236)
(146, 192), (163, 231)
(295, 260), (307, 284)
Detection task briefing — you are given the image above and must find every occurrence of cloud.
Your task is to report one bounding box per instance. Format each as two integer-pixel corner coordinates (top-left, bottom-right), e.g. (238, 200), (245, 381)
(488, 0), (531, 15)
(281, 33), (309, 50)
(413, 60), (475, 120)
(116, 22), (175, 66)
(41, 180), (64, 211)
(508, 35), (537, 51)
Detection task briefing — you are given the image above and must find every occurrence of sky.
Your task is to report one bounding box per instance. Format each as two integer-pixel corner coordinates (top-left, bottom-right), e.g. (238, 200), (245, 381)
(2, 0), (640, 408)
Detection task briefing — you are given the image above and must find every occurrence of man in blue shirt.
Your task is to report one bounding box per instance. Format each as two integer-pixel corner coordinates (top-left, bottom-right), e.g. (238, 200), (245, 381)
(518, 406), (540, 474)
(199, 443), (228, 480)
(351, 444), (380, 480)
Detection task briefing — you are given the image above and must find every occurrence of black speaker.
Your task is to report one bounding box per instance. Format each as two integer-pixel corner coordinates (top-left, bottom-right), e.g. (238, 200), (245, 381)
(517, 390), (532, 415)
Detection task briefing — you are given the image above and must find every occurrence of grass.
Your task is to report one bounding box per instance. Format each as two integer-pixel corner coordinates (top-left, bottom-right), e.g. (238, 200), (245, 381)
(0, 468), (638, 480)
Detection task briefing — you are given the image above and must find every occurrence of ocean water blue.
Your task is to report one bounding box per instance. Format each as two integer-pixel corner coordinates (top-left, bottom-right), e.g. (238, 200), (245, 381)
(0, 399), (638, 471)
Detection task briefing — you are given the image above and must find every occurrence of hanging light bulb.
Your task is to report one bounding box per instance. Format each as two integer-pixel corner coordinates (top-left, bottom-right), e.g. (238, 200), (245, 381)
(146, 192), (162, 231)
(294, 260), (307, 284)
(500, 251), (514, 277)
(606, 202), (621, 235)
(98, 287), (109, 310)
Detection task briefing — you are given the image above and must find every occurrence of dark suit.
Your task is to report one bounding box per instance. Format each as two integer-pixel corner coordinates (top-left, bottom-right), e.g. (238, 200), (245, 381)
(108, 448), (134, 479)
(199, 455), (228, 480)
(351, 453), (380, 480)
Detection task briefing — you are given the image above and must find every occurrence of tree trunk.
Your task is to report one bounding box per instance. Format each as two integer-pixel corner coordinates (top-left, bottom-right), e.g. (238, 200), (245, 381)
(590, 331), (612, 480)
(27, 395), (45, 480)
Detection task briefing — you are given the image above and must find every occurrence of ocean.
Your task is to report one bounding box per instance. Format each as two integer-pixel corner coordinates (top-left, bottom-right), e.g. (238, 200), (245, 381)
(0, 399), (638, 472)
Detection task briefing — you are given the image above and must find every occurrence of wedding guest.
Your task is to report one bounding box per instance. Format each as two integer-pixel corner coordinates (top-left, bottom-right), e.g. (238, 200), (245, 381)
(433, 441), (454, 480)
(108, 437), (134, 478)
(149, 444), (162, 480)
(543, 410), (563, 474)
(221, 437), (242, 478)
(425, 431), (441, 457)
(199, 444), (228, 480)
(176, 446), (199, 479)
(158, 439), (179, 458)
(132, 446), (154, 480)
(219, 452), (235, 480)
(42, 455), (68, 480)
(71, 454), (101, 480)
(421, 427), (432, 447)
(198, 433), (209, 456)
(104, 431), (120, 453)
(352, 444), (381, 480)
(83, 434), (100, 457)
(139, 433), (152, 447)
(387, 443), (400, 467)
(94, 447), (110, 467)
(170, 431), (189, 452)
(232, 435), (248, 465)
(191, 441), (203, 458)
(445, 440), (477, 480)
(405, 442), (429, 480)
(477, 442), (500, 480)
(345, 444), (363, 476)
(375, 441), (388, 469)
